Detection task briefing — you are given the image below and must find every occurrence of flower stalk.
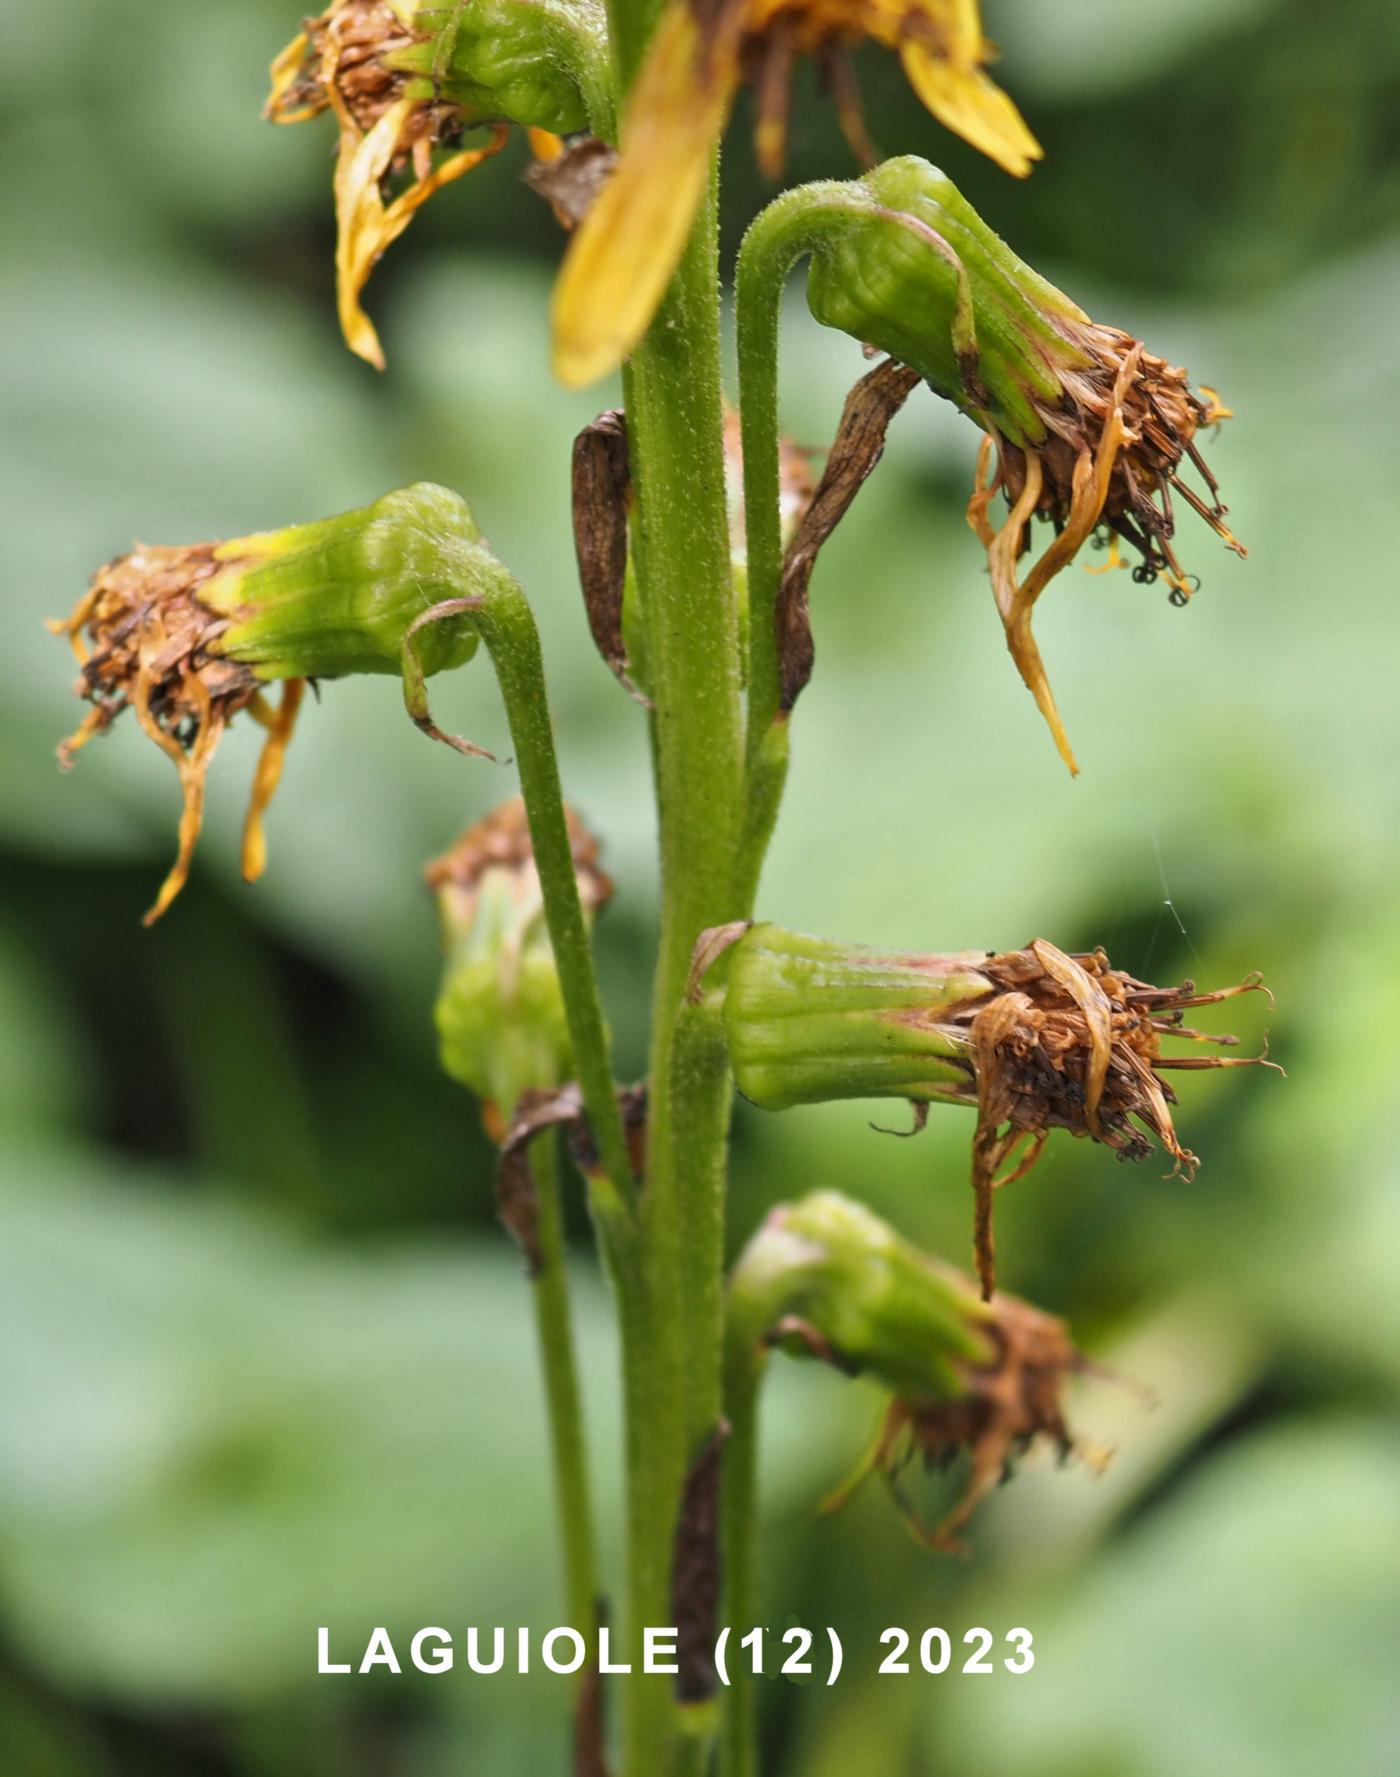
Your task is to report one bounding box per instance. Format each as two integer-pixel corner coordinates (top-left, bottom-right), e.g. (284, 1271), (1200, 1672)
(428, 803), (608, 1683)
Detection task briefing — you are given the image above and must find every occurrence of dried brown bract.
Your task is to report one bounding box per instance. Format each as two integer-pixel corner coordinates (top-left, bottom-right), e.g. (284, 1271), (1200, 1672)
(671, 1421), (730, 1703)
(775, 356), (920, 710)
(968, 324), (1245, 773)
(571, 412), (641, 701)
(525, 133), (619, 228)
(496, 1080), (648, 1213)
(52, 546), (303, 924)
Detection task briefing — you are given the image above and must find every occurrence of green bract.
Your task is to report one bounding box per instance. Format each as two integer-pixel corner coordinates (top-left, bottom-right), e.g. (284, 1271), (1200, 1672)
(393, 0), (610, 137)
(720, 922), (990, 1112)
(209, 483), (487, 683)
(728, 1191), (993, 1400)
(802, 156), (1090, 445)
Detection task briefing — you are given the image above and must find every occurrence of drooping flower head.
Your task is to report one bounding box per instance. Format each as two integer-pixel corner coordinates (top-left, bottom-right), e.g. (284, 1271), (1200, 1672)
(727, 1189), (1088, 1552)
(268, 0), (607, 365)
(268, 1), (511, 367)
(794, 157), (1247, 771)
(53, 485), (488, 922)
(702, 921), (1273, 1298)
(552, 0), (1039, 384)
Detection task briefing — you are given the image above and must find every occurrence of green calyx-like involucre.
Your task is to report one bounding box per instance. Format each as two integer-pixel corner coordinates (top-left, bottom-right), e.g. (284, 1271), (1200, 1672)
(802, 156), (1089, 448)
(720, 922), (992, 1112)
(208, 482), (489, 683)
(728, 1190), (994, 1400)
(390, 0), (610, 137)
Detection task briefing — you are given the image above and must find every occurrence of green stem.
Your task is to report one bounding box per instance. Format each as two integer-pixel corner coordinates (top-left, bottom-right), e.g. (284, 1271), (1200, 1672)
(719, 1322), (765, 1777)
(733, 183), (918, 911)
(467, 573), (636, 1207)
(529, 1133), (602, 1645)
(618, 171), (745, 1771)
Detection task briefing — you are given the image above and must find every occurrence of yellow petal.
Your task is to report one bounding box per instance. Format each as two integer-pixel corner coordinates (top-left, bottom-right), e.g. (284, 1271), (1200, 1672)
(551, 6), (736, 387)
(900, 42), (1042, 178)
(266, 32), (321, 124)
(331, 98), (507, 369)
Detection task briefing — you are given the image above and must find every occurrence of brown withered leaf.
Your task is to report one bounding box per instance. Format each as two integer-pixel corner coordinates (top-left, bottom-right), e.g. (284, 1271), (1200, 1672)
(573, 1649), (611, 1777)
(572, 411), (649, 705)
(671, 1420), (730, 1704)
(777, 357), (921, 711)
(497, 1083), (649, 1258)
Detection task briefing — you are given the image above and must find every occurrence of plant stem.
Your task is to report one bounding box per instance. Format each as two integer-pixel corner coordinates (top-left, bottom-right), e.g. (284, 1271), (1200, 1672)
(718, 1323), (764, 1777)
(528, 1133), (602, 1644)
(593, 3), (745, 1767)
(733, 183), (906, 911)
(466, 572), (635, 1208)
(616, 172), (745, 1771)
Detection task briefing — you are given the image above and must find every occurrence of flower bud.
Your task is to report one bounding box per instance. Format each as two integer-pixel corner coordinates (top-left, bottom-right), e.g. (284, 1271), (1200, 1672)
(708, 923), (1269, 1297)
(727, 1190), (1082, 1550)
(799, 156), (1246, 770)
(53, 483), (493, 921)
(427, 799), (612, 1129)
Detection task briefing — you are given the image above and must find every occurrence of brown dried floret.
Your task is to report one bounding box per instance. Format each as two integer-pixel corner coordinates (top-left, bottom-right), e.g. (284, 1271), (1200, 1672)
(52, 547), (303, 924)
(938, 939), (1270, 1298)
(967, 326), (1246, 774)
(824, 1288), (1083, 1553)
(424, 797), (614, 920)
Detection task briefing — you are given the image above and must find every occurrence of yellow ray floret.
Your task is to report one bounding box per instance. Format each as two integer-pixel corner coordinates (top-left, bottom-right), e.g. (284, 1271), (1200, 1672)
(330, 91), (508, 370)
(553, 6), (734, 386)
(552, 0), (1039, 386)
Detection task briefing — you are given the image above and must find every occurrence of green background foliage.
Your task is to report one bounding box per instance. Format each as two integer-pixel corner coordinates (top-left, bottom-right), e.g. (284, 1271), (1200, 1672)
(2, 0), (1398, 1771)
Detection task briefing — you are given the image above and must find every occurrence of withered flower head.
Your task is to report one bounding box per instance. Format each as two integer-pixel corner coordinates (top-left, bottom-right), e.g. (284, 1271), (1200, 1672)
(709, 922), (1273, 1298)
(960, 939), (1271, 1297)
(425, 796), (613, 926)
(267, 1), (510, 367)
(966, 322), (1246, 773)
(552, 0), (1039, 384)
(52, 544), (302, 925)
(727, 1188), (1088, 1552)
(832, 1289), (1083, 1553)
(795, 157), (1247, 772)
(54, 484), (490, 924)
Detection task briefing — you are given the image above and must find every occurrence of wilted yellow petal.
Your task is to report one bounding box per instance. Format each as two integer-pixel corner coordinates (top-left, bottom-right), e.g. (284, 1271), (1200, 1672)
(900, 42), (1042, 177)
(551, 6), (737, 387)
(331, 96), (507, 370)
(266, 32), (321, 124)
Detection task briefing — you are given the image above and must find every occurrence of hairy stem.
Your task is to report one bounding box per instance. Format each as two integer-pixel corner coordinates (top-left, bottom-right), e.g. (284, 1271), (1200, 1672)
(465, 573), (635, 1207)
(733, 184), (916, 910)
(528, 1134), (602, 1647)
(718, 1320), (764, 1777)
